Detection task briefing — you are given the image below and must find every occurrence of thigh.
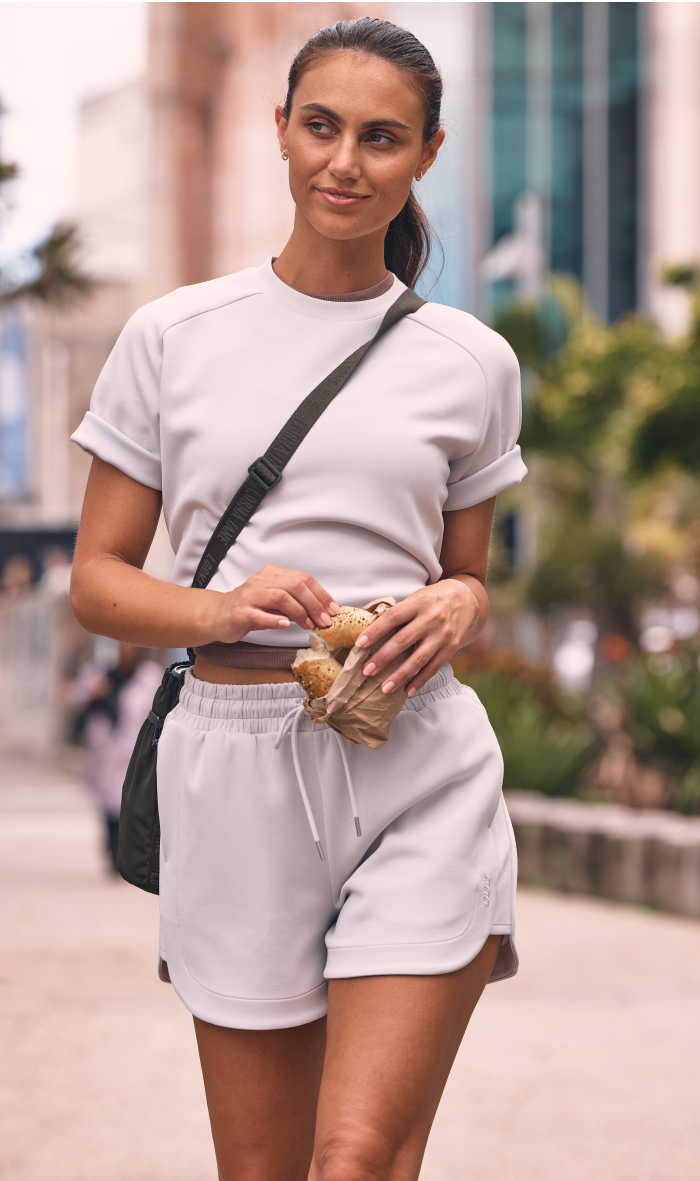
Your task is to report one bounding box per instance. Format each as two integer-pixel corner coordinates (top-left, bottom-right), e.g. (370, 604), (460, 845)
(194, 1015), (326, 1181)
(310, 934), (502, 1181)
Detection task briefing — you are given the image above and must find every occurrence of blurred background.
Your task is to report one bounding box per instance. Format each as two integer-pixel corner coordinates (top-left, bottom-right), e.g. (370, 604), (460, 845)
(1, 5), (699, 1181)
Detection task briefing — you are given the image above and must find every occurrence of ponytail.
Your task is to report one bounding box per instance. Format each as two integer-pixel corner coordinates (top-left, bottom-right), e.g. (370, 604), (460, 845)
(282, 17), (442, 290)
(384, 191), (434, 290)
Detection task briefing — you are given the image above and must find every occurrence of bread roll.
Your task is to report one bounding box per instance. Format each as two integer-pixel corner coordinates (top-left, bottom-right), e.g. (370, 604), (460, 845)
(292, 634), (344, 699)
(313, 605), (373, 650)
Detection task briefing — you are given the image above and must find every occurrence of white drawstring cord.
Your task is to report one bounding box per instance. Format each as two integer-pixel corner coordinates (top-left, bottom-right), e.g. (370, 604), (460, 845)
(276, 705), (325, 860)
(275, 705), (362, 855)
(333, 730), (362, 836)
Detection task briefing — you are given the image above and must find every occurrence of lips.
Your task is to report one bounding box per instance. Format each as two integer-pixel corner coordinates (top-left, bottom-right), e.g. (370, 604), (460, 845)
(316, 187), (371, 207)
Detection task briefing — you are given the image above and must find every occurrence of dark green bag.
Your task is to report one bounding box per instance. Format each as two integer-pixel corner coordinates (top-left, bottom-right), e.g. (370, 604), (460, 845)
(115, 288), (425, 892)
(116, 657), (192, 892)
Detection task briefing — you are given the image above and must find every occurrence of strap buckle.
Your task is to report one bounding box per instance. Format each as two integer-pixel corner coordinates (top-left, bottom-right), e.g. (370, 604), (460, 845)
(148, 710), (164, 750)
(247, 456), (283, 492)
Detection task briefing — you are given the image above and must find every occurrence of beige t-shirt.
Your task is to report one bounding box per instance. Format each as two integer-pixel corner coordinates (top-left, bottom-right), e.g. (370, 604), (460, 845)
(71, 259), (527, 647)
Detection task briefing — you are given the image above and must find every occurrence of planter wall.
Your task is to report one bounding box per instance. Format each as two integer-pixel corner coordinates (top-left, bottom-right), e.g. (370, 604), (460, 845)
(506, 793), (700, 918)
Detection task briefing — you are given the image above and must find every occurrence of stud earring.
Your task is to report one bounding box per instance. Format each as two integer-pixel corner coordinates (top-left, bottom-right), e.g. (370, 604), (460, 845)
(281, 150), (289, 161)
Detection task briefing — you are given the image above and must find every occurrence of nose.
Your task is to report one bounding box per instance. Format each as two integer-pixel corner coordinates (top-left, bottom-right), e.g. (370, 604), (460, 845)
(327, 131), (362, 182)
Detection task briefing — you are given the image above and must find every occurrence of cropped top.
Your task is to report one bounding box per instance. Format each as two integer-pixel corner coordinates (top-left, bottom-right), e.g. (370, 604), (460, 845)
(71, 259), (527, 660)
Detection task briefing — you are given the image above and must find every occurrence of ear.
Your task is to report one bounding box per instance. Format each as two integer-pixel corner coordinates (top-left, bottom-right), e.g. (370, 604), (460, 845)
(417, 128), (446, 179)
(275, 106), (289, 154)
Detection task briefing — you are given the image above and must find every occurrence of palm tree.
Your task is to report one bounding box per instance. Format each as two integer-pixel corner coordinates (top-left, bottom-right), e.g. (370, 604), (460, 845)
(0, 100), (92, 308)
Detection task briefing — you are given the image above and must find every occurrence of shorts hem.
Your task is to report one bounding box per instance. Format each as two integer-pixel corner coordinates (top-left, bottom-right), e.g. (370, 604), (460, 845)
(325, 927), (517, 984)
(164, 949), (330, 1029)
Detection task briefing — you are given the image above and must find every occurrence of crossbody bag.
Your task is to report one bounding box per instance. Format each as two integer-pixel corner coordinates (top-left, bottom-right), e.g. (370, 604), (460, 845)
(116, 286), (425, 893)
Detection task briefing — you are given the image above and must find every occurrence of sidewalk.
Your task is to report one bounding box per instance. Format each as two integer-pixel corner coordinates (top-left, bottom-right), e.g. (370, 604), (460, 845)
(1, 764), (699, 1181)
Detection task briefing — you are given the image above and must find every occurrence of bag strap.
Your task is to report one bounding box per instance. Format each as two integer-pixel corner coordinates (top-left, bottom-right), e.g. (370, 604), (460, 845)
(191, 286), (425, 589)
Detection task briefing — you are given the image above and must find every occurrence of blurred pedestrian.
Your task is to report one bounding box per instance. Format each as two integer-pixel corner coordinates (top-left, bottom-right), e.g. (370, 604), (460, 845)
(1, 553), (33, 597)
(40, 547), (72, 595)
(74, 643), (162, 871)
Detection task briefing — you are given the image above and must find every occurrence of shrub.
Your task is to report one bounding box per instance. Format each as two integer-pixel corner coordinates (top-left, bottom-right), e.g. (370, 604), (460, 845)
(456, 652), (600, 796)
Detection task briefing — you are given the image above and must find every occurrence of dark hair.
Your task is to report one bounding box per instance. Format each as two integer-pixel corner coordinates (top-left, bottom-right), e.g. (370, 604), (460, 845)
(282, 17), (443, 290)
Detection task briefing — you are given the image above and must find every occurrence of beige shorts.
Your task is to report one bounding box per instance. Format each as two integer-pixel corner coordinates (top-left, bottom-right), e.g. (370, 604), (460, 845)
(157, 665), (518, 1030)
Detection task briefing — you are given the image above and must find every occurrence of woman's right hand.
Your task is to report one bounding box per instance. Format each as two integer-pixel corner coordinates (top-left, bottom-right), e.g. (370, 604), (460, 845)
(71, 461), (340, 649)
(204, 566), (340, 644)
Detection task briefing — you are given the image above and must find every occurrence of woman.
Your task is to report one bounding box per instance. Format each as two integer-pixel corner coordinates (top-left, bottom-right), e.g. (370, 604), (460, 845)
(71, 18), (526, 1181)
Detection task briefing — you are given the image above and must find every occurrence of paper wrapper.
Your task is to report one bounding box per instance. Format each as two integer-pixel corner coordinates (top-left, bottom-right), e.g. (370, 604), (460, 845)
(302, 598), (411, 749)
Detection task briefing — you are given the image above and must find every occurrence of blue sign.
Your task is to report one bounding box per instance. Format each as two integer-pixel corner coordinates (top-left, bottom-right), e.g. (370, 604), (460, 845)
(0, 308), (30, 498)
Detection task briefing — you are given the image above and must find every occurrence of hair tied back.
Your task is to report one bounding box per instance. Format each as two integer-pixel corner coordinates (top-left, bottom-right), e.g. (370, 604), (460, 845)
(283, 17), (443, 290)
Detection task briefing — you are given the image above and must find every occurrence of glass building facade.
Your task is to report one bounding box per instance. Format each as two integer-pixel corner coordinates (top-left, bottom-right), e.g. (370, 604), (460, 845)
(490, 2), (639, 322)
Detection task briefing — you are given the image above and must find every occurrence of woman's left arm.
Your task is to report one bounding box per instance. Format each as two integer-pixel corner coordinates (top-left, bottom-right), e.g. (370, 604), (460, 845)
(355, 496), (496, 696)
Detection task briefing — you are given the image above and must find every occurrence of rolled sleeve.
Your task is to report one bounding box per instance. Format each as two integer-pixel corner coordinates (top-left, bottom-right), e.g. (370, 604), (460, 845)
(71, 411), (162, 490)
(444, 330), (527, 511)
(444, 444), (527, 510)
(70, 301), (163, 490)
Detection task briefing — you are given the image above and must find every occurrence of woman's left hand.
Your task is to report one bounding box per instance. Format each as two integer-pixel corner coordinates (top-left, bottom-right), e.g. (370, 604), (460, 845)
(354, 578), (483, 697)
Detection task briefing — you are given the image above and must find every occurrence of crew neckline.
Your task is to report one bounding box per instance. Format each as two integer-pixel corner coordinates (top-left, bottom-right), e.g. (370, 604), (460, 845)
(253, 258), (406, 321)
(300, 272), (394, 302)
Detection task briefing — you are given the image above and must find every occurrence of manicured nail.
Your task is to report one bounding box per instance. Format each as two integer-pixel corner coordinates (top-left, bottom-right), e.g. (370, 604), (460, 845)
(329, 601), (341, 614)
(407, 687), (416, 697)
(363, 662), (377, 676)
(277, 618), (290, 627)
(320, 612), (332, 627)
(305, 617), (314, 629)
(382, 680), (395, 694)
(355, 634), (369, 648)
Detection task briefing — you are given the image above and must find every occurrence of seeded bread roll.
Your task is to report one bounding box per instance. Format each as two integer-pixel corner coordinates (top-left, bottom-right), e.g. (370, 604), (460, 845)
(292, 634), (344, 699)
(313, 606), (373, 650)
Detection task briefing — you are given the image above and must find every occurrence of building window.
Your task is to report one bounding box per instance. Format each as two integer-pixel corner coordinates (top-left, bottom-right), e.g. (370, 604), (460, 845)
(489, 2), (639, 321)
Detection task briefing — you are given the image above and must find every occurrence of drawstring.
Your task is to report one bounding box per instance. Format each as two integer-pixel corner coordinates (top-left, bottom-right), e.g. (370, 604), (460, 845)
(275, 706), (324, 860)
(275, 705), (362, 859)
(335, 734), (362, 837)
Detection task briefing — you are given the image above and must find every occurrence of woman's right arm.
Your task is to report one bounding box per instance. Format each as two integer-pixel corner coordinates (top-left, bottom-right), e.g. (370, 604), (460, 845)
(70, 458), (338, 647)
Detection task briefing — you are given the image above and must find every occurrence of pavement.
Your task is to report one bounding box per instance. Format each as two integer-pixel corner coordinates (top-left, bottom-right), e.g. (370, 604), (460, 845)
(1, 755), (699, 1181)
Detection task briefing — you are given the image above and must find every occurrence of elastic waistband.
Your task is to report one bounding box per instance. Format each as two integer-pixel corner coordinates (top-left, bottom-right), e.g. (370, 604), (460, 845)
(176, 664), (458, 732)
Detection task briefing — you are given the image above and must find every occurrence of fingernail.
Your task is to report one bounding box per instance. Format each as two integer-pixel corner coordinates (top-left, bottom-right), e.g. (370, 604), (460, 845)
(305, 617), (314, 629)
(355, 634), (369, 648)
(277, 618), (290, 627)
(407, 687), (416, 697)
(382, 681), (395, 694)
(320, 613), (332, 627)
(329, 601), (340, 614)
(363, 662), (377, 676)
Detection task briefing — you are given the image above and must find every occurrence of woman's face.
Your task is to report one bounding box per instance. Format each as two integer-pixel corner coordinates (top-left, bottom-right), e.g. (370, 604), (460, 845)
(276, 52), (443, 244)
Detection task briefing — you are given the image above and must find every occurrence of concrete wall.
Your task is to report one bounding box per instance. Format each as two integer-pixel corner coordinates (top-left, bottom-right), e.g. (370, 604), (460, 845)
(508, 792), (700, 919)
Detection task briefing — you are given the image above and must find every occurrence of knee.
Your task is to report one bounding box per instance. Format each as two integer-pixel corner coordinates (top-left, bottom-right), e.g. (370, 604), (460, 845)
(314, 1131), (395, 1181)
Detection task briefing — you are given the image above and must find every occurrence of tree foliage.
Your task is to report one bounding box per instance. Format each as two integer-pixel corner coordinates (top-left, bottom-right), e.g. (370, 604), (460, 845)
(493, 273), (700, 632)
(0, 100), (92, 307)
(0, 222), (93, 307)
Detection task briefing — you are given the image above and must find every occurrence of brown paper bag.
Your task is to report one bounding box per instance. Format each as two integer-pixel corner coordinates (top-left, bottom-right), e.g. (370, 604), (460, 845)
(302, 598), (412, 749)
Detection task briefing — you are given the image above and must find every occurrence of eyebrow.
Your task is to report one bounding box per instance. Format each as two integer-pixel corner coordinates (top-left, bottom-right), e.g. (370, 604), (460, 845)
(298, 102), (411, 132)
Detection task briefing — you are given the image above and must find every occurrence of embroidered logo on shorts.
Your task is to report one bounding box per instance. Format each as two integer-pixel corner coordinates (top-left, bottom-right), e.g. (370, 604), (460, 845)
(483, 875), (491, 907)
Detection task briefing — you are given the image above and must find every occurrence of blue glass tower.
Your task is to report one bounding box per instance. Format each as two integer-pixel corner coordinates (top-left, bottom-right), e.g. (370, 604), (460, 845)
(490, 2), (639, 321)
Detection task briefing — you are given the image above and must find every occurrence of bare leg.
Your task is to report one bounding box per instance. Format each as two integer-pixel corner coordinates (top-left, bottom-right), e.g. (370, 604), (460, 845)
(310, 934), (502, 1181)
(194, 1015), (326, 1181)
(194, 934), (500, 1181)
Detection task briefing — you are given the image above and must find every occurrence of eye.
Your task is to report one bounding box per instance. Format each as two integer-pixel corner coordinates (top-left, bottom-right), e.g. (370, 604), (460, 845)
(308, 119), (333, 135)
(366, 131), (394, 146)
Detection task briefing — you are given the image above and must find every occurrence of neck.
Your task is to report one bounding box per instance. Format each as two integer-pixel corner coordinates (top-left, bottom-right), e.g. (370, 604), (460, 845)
(273, 212), (389, 294)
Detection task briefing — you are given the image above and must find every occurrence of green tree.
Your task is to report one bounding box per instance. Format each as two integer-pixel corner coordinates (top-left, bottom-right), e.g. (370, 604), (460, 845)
(0, 99), (92, 307)
(629, 266), (700, 477)
(494, 280), (669, 634)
